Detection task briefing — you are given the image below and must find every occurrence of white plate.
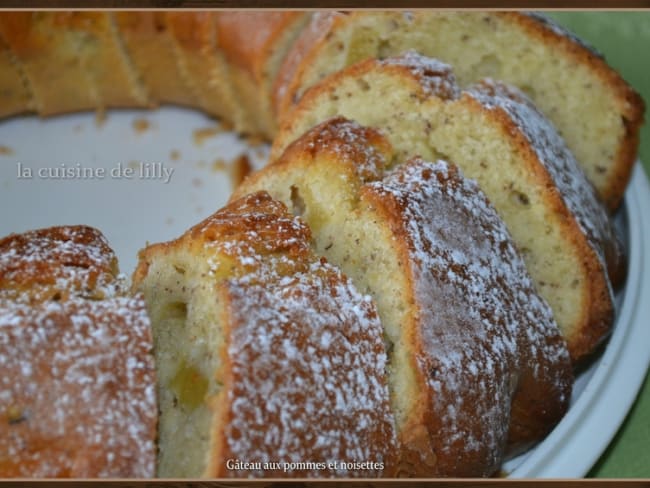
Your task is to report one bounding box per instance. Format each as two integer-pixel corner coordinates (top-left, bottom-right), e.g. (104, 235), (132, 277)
(1, 107), (649, 479)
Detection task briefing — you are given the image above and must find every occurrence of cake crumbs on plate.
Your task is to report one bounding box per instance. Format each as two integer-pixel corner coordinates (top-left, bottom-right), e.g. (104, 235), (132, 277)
(169, 150), (181, 161)
(212, 158), (227, 172)
(132, 118), (151, 134)
(229, 154), (252, 189)
(0, 145), (14, 156)
(94, 109), (107, 128)
(242, 133), (266, 147)
(193, 126), (224, 146)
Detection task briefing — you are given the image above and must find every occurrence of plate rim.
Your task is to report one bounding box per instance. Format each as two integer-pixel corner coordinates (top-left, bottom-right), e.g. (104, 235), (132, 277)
(509, 162), (650, 478)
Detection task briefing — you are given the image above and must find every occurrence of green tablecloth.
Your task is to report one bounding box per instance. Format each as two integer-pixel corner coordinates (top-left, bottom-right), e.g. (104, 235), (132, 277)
(548, 12), (650, 479)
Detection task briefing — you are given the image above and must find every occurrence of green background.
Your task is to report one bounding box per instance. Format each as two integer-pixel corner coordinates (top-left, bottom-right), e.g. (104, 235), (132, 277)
(547, 12), (649, 479)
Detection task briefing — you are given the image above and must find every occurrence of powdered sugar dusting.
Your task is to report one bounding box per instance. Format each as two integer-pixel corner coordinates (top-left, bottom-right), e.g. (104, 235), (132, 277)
(381, 51), (460, 100)
(0, 225), (156, 477)
(0, 295), (156, 478)
(524, 12), (603, 59)
(191, 193), (313, 282)
(369, 158), (571, 475)
(467, 79), (619, 287)
(285, 117), (388, 183)
(0, 226), (124, 304)
(222, 260), (396, 477)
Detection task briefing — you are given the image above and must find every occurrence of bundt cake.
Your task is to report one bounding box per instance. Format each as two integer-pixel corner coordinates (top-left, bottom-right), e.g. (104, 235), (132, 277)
(132, 191), (397, 478)
(0, 12), (148, 116)
(268, 53), (624, 364)
(274, 11), (644, 209)
(0, 225), (157, 478)
(0, 11), (642, 479)
(0, 12), (643, 206)
(233, 118), (573, 477)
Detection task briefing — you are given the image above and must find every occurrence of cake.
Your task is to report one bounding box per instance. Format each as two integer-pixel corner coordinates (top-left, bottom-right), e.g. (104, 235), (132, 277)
(113, 12), (197, 110)
(0, 225), (157, 478)
(268, 53), (624, 364)
(0, 33), (33, 118)
(164, 12), (253, 132)
(274, 11), (644, 209)
(132, 191), (397, 478)
(0, 11), (642, 478)
(0, 12), (643, 207)
(0, 12), (148, 116)
(215, 12), (310, 136)
(233, 118), (573, 476)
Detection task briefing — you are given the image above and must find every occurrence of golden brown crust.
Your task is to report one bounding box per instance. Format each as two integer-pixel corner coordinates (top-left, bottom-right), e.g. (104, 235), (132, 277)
(0, 297), (157, 478)
(0, 225), (157, 478)
(0, 225), (119, 304)
(134, 192), (314, 287)
(0, 12), (148, 113)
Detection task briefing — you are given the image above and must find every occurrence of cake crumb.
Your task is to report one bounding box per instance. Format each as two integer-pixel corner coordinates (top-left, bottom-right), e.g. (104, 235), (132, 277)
(132, 118), (151, 134)
(128, 160), (139, 170)
(243, 133), (267, 147)
(193, 126), (223, 146)
(230, 154), (252, 189)
(0, 145), (14, 156)
(94, 109), (107, 128)
(169, 150), (181, 161)
(212, 158), (227, 172)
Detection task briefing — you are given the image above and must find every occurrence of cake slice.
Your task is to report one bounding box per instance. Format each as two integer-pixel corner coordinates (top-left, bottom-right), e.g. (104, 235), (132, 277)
(269, 53), (624, 364)
(273, 11), (644, 209)
(234, 118), (573, 476)
(0, 12), (98, 115)
(0, 34), (33, 118)
(166, 12), (253, 132)
(215, 11), (310, 137)
(0, 225), (157, 478)
(132, 192), (397, 478)
(79, 12), (149, 110)
(113, 12), (197, 109)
